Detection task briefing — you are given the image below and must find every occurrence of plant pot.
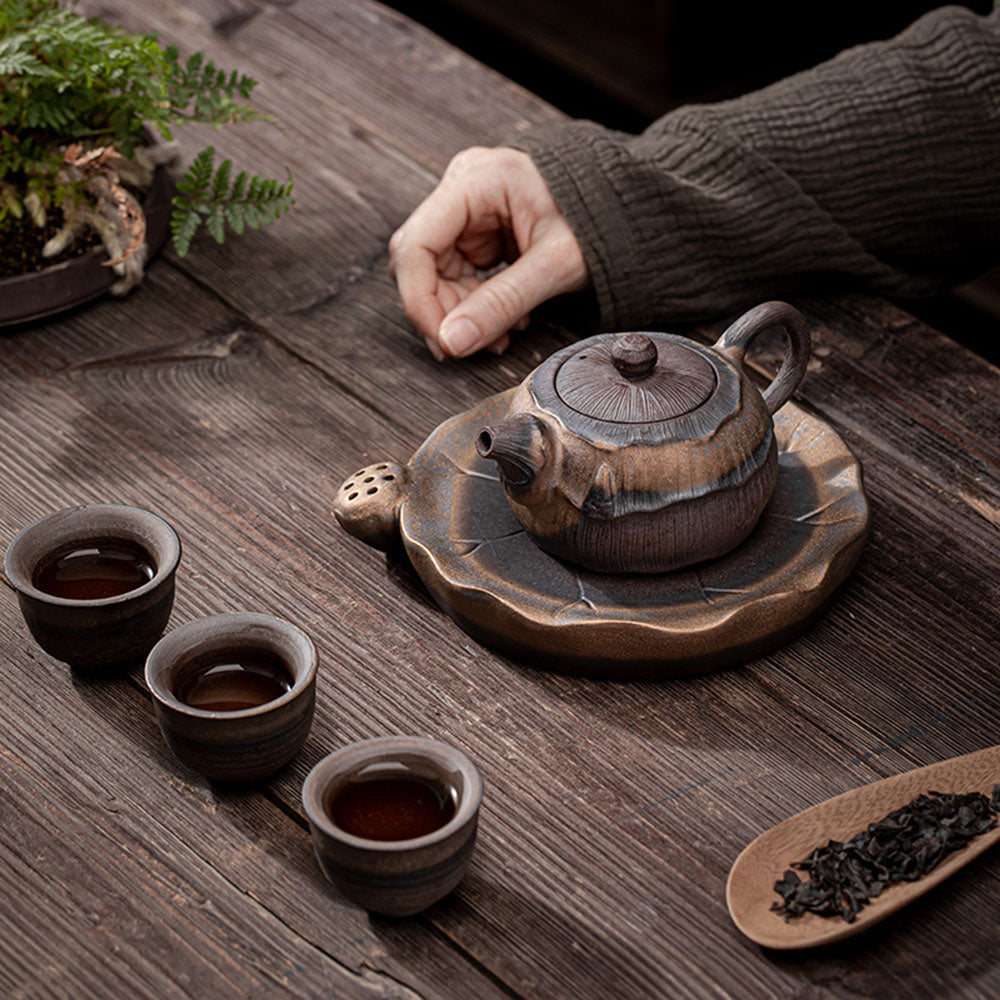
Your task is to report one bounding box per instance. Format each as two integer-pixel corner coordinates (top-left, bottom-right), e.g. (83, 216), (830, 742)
(0, 162), (173, 329)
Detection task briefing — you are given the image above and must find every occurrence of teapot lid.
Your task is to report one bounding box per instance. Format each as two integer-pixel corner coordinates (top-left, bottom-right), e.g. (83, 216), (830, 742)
(552, 333), (716, 424)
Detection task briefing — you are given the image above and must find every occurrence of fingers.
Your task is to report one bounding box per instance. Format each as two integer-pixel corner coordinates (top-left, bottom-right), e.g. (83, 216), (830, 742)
(390, 239), (446, 343)
(389, 146), (590, 360)
(438, 239), (576, 357)
(389, 181), (472, 341)
(486, 332), (510, 355)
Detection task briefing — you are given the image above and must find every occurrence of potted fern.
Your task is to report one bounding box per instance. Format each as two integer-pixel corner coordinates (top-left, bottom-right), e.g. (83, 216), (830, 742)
(0, 0), (294, 325)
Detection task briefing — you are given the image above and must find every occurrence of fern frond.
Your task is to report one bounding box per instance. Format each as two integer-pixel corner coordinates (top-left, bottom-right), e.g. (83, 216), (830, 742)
(229, 169), (248, 201)
(176, 146), (215, 201)
(204, 204), (225, 244)
(211, 156), (231, 199)
(170, 152), (293, 256)
(169, 198), (200, 257)
(0, 36), (53, 76)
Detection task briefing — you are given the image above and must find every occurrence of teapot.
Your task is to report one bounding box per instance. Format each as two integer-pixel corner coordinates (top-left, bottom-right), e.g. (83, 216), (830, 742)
(476, 301), (811, 574)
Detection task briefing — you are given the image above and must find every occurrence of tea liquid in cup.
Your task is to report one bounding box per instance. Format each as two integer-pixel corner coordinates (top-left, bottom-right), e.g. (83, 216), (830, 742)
(4, 504), (181, 670)
(302, 736), (483, 916)
(172, 651), (294, 712)
(33, 538), (155, 600)
(327, 775), (457, 841)
(145, 613), (317, 783)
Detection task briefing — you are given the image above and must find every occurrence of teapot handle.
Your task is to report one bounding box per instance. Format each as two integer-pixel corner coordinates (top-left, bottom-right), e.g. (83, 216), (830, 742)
(713, 301), (811, 415)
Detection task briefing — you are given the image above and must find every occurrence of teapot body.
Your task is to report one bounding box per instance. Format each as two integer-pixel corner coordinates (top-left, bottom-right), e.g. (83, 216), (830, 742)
(481, 334), (776, 574)
(477, 302), (811, 575)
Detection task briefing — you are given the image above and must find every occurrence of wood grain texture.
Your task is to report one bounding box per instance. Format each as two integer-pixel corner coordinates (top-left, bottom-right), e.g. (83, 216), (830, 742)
(1, 0), (999, 998)
(3, 281), (1000, 999)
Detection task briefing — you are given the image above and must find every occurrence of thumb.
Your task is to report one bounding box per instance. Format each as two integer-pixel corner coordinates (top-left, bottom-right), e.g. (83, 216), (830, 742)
(437, 242), (567, 357)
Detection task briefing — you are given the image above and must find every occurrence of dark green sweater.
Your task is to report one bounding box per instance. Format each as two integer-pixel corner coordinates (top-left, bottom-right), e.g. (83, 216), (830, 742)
(511, 3), (1000, 328)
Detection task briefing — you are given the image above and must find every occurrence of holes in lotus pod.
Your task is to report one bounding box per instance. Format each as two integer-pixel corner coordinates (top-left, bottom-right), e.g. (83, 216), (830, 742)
(367, 487), (377, 495)
(348, 492), (359, 501)
(344, 482), (355, 490)
(376, 464), (388, 470)
(355, 470), (365, 477)
(363, 476), (375, 483)
(383, 474), (395, 482)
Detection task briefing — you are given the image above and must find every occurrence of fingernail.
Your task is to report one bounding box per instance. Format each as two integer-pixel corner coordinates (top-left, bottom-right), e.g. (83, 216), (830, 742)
(424, 337), (445, 362)
(486, 340), (506, 355)
(439, 316), (481, 356)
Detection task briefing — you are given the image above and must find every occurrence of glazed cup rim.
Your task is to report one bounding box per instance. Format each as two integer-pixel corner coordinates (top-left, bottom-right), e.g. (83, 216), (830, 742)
(302, 736), (483, 852)
(145, 612), (317, 720)
(3, 503), (182, 607)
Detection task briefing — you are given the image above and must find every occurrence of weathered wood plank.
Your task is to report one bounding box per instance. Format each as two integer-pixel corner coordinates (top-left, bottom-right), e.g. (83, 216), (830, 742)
(0, 292), (517, 1000)
(0, 264), (238, 376)
(222, 0), (562, 168)
(89, 0), (1000, 543)
(0, 623), (514, 1000)
(3, 311), (999, 998)
(99, 0), (1000, 543)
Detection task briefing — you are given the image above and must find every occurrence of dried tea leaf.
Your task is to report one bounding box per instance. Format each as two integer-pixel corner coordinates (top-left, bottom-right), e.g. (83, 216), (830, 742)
(772, 785), (1000, 923)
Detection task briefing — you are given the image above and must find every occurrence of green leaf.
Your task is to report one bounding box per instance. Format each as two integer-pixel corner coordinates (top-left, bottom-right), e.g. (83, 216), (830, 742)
(211, 157), (231, 200)
(177, 146), (215, 199)
(205, 203), (225, 244)
(0, 1), (293, 260)
(230, 169), (248, 200)
(170, 203), (200, 257)
(225, 201), (245, 235)
(243, 203), (262, 229)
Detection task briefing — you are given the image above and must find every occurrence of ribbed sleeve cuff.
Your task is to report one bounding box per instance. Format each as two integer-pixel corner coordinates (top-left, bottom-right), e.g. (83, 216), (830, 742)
(509, 122), (656, 332)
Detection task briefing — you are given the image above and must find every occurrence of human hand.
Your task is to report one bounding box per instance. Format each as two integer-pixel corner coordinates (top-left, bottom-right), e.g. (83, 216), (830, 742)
(389, 147), (589, 359)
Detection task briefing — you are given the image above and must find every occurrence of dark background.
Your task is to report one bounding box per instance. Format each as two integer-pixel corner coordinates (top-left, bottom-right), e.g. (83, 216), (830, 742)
(386, 0), (1000, 360)
(387, 0), (993, 128)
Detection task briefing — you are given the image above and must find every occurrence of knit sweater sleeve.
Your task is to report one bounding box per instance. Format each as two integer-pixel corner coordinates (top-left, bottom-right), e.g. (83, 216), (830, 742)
(509, 3), (1000, 328)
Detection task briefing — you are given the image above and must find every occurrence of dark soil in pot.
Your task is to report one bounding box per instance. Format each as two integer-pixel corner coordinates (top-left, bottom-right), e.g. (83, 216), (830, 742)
(0, 162), (173, 329)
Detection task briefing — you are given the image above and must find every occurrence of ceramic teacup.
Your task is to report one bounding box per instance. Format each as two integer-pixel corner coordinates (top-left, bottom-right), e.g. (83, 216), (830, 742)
(302, 736), (483, 917)
(145, 612), (317, 783)
(4, 503), (181, 670)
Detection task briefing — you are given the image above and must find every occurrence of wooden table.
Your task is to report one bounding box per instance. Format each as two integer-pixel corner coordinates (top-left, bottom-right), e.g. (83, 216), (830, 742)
(3, 2), (999, 997)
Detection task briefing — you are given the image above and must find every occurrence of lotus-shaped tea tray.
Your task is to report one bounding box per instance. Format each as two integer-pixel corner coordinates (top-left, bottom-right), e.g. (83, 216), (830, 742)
(333, 382), (868, 678)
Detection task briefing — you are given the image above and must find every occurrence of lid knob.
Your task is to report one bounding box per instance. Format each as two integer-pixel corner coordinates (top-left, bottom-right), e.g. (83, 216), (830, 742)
(611, 334), (658, 381)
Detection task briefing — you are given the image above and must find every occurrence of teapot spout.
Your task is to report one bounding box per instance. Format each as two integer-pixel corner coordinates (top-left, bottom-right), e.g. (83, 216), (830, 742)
(476, 414), (546, 493)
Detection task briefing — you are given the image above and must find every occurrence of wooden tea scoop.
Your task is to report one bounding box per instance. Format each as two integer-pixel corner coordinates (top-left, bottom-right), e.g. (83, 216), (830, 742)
(726, 744), (1000, 949)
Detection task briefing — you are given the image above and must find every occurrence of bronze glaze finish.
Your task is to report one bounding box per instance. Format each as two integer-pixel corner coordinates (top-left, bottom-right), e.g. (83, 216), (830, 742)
(476, 301), (811, 574)
(333, 388), (868, 679)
